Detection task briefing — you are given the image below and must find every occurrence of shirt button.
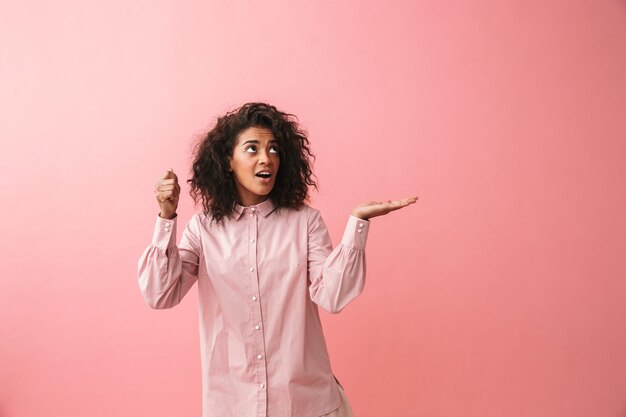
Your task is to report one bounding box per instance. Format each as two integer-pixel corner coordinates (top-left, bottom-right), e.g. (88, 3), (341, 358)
(249, 213), (254, 217)
(257, 354), (263, 359)
(259, 384), (264, 389)
(251, 207), (256, 212)
(252, 296), (257, 301)
(359, 222), (364, 227)
(249, 267), (255, 272)
(357, 229), (363, 233)
(250, 238), (255, 243)
(255, 325), (260, 330)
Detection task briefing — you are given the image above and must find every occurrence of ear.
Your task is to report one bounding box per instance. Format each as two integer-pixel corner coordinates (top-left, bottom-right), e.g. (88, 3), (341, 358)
(227, 156), (233, 172)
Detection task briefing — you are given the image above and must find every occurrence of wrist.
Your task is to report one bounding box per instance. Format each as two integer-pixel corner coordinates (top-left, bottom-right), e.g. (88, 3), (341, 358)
(159, 212), (177, 220)
(351, 210), (368, 220)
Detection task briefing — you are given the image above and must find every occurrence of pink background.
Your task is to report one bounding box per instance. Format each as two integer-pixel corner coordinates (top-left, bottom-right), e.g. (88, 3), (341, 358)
(2, 1), (626, 416)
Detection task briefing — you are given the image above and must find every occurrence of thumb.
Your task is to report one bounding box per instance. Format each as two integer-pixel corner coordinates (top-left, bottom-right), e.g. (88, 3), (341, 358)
(161, 168), (175, 180)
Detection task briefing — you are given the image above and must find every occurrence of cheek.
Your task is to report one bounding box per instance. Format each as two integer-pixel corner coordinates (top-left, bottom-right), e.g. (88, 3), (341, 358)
(231, 156), (254, 175)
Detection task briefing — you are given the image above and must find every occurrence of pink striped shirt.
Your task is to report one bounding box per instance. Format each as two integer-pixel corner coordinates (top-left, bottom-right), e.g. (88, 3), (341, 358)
(137, 198), (369, 417)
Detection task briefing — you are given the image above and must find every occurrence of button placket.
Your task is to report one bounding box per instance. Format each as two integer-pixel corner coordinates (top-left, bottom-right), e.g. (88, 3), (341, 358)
(247, 208), (268, 409)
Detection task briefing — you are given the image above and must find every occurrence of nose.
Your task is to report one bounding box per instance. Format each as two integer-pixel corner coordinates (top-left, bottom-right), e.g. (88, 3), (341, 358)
(258, 149), (271, 165)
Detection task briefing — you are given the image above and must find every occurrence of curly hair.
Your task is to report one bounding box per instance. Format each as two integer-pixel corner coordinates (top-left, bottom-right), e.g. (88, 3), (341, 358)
(187, 102), (317, 223)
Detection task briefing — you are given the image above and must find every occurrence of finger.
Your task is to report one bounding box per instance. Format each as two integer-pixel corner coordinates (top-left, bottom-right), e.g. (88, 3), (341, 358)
(393, 199), (411, 206)
(156, 193), (169, 202)
(397, 199), (415, 207)
(385, 203), (405, 211)
(387, 199), (416, 210)
(156, 188), (174, 197)
(393, 197), (417, 205)
(380, 200), (409, 210)
(155, 184), (177, 192)
(383, 199), (403, 206)
(156, 178), (178, 185)
(153, 180), (178, 194)
(154, 188), (177, 198)
(153, 182), (176, 193)
(156, 191), (176, 202)
(155, 186), (177, 194)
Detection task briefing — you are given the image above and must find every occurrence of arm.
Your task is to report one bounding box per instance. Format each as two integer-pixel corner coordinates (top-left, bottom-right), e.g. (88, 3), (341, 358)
(307, 210), (370, 314)
(137, 213), (201, 309)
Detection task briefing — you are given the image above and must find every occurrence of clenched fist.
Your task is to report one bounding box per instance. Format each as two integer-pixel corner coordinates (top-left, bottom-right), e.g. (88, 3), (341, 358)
(154, 169), (180, 219)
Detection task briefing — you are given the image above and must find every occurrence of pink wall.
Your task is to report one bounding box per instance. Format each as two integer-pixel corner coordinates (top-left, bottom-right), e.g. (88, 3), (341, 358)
(2, 1), (626, 416)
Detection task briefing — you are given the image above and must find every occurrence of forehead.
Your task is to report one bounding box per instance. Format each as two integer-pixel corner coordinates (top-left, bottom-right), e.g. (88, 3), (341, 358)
(235, 126), (275, 144)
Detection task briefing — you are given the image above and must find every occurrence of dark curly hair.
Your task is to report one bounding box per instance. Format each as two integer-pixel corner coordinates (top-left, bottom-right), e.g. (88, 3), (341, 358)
(187, 102), (317, 223)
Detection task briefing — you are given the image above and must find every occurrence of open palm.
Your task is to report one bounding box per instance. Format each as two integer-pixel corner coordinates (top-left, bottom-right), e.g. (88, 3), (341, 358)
(352, 196), (418, 220)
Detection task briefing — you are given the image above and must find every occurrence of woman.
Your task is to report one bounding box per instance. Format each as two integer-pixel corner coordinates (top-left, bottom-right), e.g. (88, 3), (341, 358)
(138, 102), (417, 417)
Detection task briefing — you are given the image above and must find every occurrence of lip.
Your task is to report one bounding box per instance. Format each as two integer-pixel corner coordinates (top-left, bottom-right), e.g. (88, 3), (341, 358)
(257, 176), (273, 184)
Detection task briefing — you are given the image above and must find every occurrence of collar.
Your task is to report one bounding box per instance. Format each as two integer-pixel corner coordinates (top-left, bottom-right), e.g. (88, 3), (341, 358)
(232, 197), (276, 220)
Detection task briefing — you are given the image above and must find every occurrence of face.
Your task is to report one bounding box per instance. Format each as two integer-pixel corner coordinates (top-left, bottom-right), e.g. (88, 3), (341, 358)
(228, 126), (280, 207)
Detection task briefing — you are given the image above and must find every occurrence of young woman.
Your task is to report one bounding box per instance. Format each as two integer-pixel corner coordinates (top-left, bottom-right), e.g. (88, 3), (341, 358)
(138, 102), (417, 417)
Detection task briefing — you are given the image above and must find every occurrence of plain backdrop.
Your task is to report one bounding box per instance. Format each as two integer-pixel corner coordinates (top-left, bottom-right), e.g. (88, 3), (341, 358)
(1, 1), (626, 416)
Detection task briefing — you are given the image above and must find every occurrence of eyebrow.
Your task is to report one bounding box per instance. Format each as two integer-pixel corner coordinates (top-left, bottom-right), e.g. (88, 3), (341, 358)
(240, 139), (278, 147)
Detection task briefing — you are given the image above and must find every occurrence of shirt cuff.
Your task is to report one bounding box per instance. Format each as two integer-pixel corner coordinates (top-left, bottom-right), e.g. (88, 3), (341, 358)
(340, 215), (370, 250)
(152, 214), (177, 251)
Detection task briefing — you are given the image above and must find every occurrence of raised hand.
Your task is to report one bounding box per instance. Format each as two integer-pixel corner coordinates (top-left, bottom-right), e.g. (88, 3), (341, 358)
(154, 169), (180, 219)
(351, 196), (418, 220)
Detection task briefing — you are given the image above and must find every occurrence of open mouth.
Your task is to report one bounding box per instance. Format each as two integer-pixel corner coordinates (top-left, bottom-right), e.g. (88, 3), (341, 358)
(255, 171), (272, 179)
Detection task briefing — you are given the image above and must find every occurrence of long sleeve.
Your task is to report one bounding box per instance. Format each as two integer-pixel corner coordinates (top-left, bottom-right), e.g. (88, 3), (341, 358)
(137, 213), (201, 309)
(307, 210), (370, 314)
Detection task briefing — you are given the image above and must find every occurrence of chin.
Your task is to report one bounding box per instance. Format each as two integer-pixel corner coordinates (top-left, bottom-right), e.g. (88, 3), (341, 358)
(259, 184), (276, 193)
(251, 187), (273, 199)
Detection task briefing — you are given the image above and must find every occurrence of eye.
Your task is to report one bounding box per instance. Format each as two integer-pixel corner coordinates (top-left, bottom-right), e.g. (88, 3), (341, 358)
(269, 145), (279, 154)
(244, 145), (257, 153)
